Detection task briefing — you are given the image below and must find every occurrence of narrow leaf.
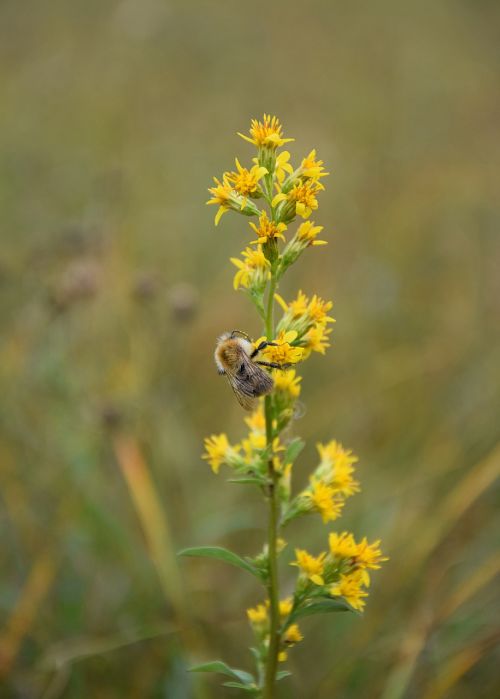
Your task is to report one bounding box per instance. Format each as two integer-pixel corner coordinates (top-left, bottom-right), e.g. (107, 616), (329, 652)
(284, 438), (305, 465)
(228, 476), (268, 486)
(178, 546), (261, 579)
(189, 661), (254, 685)
(276, 670), (292, 681)
(222, 682), (259, 693)
(289, 597), (357, 623)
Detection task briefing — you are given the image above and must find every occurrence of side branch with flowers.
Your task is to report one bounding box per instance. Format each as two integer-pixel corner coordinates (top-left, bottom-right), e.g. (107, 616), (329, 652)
(180, 115), (387, 698)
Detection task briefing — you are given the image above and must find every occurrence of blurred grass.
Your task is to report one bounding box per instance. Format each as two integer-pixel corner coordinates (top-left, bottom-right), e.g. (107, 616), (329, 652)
(0, 0), (499, 697)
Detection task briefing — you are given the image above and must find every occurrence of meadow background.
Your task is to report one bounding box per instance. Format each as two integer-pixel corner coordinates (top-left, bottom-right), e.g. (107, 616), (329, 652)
(1, 1), (499, 697)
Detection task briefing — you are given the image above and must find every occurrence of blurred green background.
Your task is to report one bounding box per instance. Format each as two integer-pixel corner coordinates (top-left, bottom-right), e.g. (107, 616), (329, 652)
(1, 0), (499, 697)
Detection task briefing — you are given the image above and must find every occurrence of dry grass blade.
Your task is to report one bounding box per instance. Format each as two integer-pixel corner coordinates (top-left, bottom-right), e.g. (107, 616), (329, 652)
(392, 443), (500, 583)
(437, 551), (500, 624)
(420, 631), (500, 699)
(0, 551), (55, 677)
(113, 434), (184, 615)
(376, 444), (500, 699)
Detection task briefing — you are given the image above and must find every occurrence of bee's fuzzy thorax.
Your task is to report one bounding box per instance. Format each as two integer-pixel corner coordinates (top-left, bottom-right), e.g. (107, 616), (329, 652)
(214, 333), (253, 374)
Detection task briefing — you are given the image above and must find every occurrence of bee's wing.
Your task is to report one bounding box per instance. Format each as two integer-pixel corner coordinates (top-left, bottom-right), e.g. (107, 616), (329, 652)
(226, 355), (274, 411)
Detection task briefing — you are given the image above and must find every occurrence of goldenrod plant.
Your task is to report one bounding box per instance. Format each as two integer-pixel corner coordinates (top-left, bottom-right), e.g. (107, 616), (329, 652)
(180, 115), (387, 698)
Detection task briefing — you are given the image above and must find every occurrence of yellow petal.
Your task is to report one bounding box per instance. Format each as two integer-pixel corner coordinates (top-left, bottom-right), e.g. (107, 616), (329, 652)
(272, 193), (287, 207)
(310, 574), (324, 586)
(274, 293), (288, 312)
(237, 132), (256, 145)
(215, 206), (227, 225)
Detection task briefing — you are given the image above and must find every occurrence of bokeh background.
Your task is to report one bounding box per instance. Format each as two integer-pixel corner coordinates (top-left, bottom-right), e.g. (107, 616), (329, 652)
(1, 0), (499, 697)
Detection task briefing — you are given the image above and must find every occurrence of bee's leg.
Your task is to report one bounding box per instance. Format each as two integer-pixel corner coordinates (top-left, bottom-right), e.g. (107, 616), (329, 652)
(250, 341), (278, 359)
(230, 329), (253, 342)
(255, 360), (292, 370)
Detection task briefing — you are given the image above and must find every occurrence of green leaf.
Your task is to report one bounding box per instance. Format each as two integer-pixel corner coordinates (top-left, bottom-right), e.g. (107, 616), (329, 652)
(228, 476), (268, 486)
(276, 670), (292, 681)
(288, 597), (357, 623)
(222, 682), (259, 693)
(189, 661), (255, 686)
(178, 546), (261, 579)
(284, 438), (305, 465)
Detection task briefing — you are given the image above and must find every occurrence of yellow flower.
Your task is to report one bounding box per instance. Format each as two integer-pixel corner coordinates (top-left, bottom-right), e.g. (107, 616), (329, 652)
(279, 597), (293, 618)
(225, 158), (268, 205)
(300, 149), (329, 181)
(329, 531), (358, 559)
(308, 295), (335, 324)
(206, 175), (234, 225)
(283, 624), (303, 645)
(202, 434), (239, 474)
(296, 220), (327, 246)
(331, 461), (360, 497)
(249, 210), (287, 244)
(240, 430), (267, 462)
(289, 180), (324, 219)
(289, 290), (309, 318)
(304, 323), (332, 355)
(207, 173), (260, 225)
(230, 245), (270, 290)
(278, 651), (288, 662)
(244, 405), (266, 433)
(318, 440), (358, 470)
(273, 369), (302, 398)
(354, 538), (388, 571)
(238, 114), (294, 149)
(330, 571), (369, 611)
(302, 479), (344, 523)
(247, 603), (268, 625)
(291, 549), (326, 586)
(276, 292), (335, 343)
(315, 440), (360, 496)
(260, 330), (304, 365)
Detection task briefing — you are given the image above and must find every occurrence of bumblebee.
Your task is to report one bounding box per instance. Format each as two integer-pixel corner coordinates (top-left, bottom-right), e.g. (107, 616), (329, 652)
(214, 330), (289, 410)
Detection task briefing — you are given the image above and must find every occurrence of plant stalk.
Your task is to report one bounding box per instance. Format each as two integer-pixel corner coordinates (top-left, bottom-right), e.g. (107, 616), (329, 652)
(262, 271), (280, 699)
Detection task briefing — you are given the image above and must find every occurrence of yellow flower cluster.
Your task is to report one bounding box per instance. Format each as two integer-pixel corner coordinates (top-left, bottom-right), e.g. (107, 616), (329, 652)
(201, 433), (240, 474)
(202, 405), (286, 478)
(230, 245), (270, 291)
(315, 440), (360, 496)
(272, 368), (301, 398)
(286, 440), (359, 523)
(291, 534), (387, 611)
(275, 290), (336, 357)
(206, 114), (330, 316)
(246, 594), (303, 661)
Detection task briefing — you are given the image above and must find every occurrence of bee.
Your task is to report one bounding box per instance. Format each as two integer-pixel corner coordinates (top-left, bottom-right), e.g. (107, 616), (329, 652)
(214, 330), (290, 410)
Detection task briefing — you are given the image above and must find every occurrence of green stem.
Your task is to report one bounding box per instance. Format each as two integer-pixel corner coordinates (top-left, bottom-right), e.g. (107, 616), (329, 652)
(262, 271), (280, 699)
